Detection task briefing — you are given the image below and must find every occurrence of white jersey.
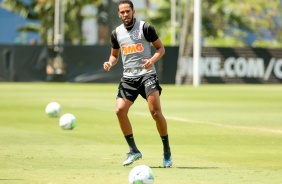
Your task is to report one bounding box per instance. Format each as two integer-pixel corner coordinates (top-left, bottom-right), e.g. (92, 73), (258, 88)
(115, 20), (156, 78)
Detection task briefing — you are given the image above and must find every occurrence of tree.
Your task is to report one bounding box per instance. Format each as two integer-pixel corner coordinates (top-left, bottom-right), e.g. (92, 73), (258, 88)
(203, 0), (282, 47)
(0, 0), (101, 44)
(145, 0), (282, 48)
(2, 0), (281, 47)
(170, 0), (282, 85)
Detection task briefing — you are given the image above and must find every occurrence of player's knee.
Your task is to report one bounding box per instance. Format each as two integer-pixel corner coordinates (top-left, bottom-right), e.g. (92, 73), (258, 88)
(150, 109), (161, 118)
(115, 107), (127, 117)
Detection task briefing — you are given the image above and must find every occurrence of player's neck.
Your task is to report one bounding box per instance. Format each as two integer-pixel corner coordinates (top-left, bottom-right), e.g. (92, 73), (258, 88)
(124, 18), (136, 30)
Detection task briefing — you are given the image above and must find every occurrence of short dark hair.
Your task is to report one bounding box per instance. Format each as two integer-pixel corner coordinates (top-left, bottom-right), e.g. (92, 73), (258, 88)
(118, 0), (134, 11)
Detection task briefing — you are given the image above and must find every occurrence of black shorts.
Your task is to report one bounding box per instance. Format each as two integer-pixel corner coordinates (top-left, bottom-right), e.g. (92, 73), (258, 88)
(117, 74), (162, 102)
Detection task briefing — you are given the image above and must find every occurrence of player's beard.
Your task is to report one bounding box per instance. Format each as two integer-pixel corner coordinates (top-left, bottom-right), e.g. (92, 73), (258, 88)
(123, 17), (135, 27)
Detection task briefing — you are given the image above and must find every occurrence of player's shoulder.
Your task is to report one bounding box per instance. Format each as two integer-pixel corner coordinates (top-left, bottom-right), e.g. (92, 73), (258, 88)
(142, 21), (155, 30)
(111, 24), (123, 39)
(115, 23), (125, 33)
(143, 22), (149, 29)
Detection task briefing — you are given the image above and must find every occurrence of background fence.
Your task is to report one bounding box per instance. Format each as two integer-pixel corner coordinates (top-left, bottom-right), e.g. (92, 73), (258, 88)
(0, 45), (281, 84)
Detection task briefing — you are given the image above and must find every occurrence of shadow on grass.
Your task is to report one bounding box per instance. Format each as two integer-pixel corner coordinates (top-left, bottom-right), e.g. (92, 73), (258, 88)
(150, 166), (219, 169)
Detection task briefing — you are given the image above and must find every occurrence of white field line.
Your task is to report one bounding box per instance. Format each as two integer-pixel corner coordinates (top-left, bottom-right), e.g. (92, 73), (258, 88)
(93, 107), (282, 134)
(131, 112), (282, 135)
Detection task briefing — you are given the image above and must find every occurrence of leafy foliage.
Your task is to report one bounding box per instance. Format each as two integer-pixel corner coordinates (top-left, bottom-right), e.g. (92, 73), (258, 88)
(146, 0), (282, 47)
(203, 0), (282, 47)
(1, 0), (101, 44)
(1, 0), (281, 47)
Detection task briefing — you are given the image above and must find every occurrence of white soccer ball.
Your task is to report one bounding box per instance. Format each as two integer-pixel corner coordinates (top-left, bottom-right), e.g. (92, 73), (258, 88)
(59, 113), (76, 130)
(45, 102), (61, 117)
(128, 165), (154, 184)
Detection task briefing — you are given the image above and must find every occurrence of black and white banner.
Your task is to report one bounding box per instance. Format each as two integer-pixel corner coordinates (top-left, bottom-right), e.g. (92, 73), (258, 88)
(175, 48), (282, 84)
(0, 45), (281, 84)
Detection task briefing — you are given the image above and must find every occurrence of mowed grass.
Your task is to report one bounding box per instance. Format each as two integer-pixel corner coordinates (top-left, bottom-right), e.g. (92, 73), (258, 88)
(0, 83), (281, 184)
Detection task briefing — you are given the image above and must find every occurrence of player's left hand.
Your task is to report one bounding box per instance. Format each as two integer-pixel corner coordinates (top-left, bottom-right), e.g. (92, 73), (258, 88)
(142, 59), (153, 70)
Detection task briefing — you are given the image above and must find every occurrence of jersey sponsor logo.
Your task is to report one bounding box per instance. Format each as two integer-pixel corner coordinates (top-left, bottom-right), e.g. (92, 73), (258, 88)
(121, 43), (144, 55)
(144, 79), (156, 87)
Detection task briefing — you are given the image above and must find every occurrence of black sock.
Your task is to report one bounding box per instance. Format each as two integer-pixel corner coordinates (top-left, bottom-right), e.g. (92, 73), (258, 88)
(125, 134), (140, 153)
(161, 135), (171, 155)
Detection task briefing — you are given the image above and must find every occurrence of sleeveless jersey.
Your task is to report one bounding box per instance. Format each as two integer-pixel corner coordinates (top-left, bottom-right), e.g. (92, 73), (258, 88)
(115, 20), (156, 78)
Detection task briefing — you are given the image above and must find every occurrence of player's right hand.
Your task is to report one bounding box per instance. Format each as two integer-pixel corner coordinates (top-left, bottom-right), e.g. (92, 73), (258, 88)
(103, 61), (112, 72)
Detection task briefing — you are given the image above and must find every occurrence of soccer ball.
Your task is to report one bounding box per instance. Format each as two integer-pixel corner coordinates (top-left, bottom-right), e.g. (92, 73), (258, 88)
(128, 165), (154, 184)
(45, 102), (61, 117)
(59, 113), (76, 130)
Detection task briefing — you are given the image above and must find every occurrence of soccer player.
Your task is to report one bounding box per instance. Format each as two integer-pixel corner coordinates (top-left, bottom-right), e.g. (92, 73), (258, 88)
(103, 0), (172, 168)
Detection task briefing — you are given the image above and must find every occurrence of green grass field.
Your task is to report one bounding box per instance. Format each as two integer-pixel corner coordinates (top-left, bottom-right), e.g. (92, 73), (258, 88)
(0, 83), (281, 184)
